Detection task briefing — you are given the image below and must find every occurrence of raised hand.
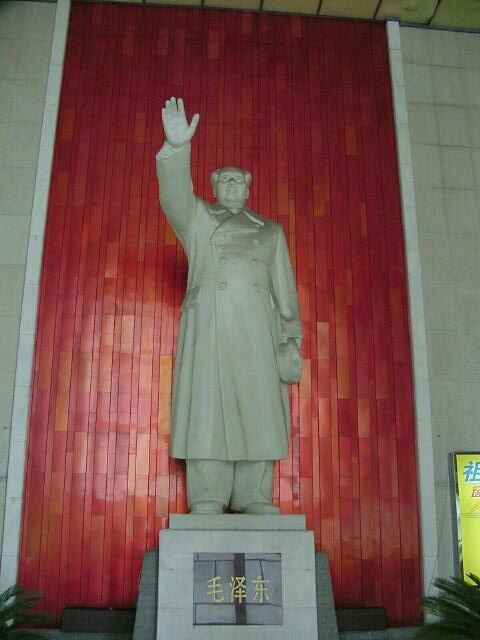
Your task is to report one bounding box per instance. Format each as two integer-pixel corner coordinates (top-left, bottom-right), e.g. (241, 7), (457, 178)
(162, 97), (200, 148)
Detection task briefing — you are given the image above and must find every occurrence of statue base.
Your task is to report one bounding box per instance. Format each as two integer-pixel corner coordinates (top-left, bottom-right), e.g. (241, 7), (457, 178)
(157, 514), (320, 639)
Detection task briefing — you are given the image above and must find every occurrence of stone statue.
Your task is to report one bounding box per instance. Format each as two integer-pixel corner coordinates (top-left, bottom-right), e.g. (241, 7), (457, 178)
(156, 97), (303, 515)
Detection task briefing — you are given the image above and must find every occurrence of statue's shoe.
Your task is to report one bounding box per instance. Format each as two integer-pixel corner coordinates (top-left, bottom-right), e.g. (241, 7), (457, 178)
(190, 500), (224, 514)
(243, 502), (280, 515)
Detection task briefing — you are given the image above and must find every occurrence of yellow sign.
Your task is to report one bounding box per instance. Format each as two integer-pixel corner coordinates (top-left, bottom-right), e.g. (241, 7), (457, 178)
(453, 453), (480, 582)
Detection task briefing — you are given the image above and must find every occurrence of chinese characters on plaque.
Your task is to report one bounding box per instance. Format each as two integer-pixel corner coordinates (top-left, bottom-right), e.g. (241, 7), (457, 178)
(193, 553), (282, 625)
(207, 574), (270, 604)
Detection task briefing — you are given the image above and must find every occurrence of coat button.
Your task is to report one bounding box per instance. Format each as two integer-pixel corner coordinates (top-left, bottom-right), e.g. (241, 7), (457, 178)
(251, 258), (258, 266)
(253, 283), (260, 292)
(219, 256), (227, 265)
(218, 282), (227, 290)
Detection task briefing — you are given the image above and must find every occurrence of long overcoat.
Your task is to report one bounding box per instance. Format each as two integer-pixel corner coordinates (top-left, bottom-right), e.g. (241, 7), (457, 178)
(156, 143), (302, 461)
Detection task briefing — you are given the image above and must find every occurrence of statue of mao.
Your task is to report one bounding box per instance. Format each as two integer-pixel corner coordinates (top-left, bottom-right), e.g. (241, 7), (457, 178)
(156, 97), (303, 515)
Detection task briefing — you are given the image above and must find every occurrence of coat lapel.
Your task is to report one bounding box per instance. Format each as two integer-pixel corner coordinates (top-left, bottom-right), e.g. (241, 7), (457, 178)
(207, 202), (231, 226)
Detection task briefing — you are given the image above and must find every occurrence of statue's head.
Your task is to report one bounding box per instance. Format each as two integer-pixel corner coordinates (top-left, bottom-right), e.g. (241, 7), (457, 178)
(211, 166), (251, 213)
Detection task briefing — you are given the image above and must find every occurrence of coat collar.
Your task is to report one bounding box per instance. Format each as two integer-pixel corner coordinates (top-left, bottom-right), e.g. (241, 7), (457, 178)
(207, 202), (265, 227)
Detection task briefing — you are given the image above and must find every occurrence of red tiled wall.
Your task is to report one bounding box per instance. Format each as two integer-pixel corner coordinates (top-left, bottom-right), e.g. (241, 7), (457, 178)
(19, 3), (421, 626)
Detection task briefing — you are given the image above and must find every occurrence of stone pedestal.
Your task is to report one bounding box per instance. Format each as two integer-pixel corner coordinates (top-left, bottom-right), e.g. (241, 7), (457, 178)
(157, 514), (319, 640)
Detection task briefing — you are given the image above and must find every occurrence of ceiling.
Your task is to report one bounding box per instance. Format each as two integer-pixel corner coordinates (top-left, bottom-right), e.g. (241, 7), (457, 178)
(72, 0), (480, 31)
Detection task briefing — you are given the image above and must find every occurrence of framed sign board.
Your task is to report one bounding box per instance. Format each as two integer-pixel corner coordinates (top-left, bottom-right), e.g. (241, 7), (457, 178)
(450, 452), (480, 581)
(193, 553), (282, 625)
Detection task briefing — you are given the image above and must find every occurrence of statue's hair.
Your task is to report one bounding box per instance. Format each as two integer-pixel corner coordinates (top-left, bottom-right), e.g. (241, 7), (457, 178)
(210, 166), (252, 191)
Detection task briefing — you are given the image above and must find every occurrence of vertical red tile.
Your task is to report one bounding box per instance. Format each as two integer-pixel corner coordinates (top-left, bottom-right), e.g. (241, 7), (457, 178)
(19, 5), (420, 626)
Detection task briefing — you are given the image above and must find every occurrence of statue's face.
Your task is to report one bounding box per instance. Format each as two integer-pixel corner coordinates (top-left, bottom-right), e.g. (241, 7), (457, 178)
(214, 169), (249, 213)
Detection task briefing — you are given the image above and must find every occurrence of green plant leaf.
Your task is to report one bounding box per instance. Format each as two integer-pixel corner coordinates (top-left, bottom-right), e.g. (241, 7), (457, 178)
(415, 574), (480, 639)
(0, 585), (52, 640)
(0, 586), (23, 607)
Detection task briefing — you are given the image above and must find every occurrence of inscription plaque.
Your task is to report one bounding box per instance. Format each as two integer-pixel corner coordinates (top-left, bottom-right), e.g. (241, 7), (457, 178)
(193, 552), (282, 625)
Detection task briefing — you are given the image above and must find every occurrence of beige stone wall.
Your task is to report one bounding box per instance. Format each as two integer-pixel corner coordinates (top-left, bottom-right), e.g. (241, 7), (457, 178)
(401, 26), (480, 579)
(0, 1), (55, 554)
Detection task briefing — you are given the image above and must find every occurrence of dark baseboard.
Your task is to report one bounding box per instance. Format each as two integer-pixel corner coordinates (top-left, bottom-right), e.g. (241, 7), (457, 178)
(336, 607), (388, 632)
(62, 608), (136, 633)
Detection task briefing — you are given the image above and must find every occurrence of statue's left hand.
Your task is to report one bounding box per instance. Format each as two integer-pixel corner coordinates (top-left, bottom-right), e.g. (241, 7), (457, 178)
(277, 338), (303, 384)
(162, 97), (200, 148)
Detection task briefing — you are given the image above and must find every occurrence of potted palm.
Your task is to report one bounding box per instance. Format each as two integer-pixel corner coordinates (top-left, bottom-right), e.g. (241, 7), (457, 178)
(0, 585), (51, 640)
(415, 573), (480, 638)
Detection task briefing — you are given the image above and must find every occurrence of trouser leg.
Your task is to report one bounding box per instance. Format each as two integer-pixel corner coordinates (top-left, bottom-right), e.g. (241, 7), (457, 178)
(186, 459), (234, 514)
(229, 460), (279, 514)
